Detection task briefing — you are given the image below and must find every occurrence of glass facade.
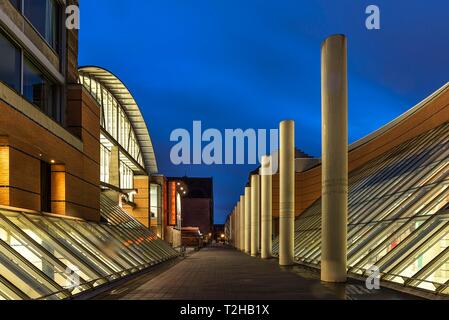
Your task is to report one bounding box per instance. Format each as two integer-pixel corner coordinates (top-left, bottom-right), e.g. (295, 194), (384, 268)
(80, 73), (148, 197)
(23, 0), (59, 50)
(79, 75), (144, 169)
(0, 194), (178, 300)
(272, 122), (449, 296)
(0, 32), (21, 92)
(150, 184), (163, 237)
(23, 57), (58, 120)
(100, 144), (111, 184)
(120, 161), (133, 190)
(0, 30), (61, 122)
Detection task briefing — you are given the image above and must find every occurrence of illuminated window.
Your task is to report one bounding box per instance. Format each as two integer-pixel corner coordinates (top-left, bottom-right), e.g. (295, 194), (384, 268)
(0, 31), (61, 122)
(100, 144), (111, 184)
(79, 75), (146, 170)
(0, 32), (21, 92)
(120, 161), (133, 190)
(8, 0), (21, 10)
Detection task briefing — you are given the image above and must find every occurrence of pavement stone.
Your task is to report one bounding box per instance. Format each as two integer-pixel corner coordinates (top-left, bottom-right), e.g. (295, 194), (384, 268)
(100, 245), (418, 300)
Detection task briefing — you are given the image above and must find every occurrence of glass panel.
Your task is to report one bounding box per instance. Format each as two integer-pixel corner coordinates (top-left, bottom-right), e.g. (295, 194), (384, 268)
(421, 256), (449, 291)
(120, 160), (134, 190)
(0, 213), (90, 295)
(390, 221), (449, 288)
(150, 184), (163, 237)
(0, 240), (65, 300)
(0, 32), (21, 92)
(100, 144), (111, 184)
(0, 193), (178, 300)
(31, 216), (113, 278)
(52, 219), (124, 274)
(23, 57), (59, 121)
(272, 123), (449, 295)
(23, 0), (59, 50)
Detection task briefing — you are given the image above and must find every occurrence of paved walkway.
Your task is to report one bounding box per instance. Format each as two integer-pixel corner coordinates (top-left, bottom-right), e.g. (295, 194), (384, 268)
(98, 245), (417, 300)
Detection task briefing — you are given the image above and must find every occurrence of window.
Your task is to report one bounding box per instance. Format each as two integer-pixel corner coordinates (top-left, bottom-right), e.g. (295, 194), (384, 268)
(150, 184), (162, 222)
(23, 0), (59, 50)
(119, 161), (133, 190)
(0, 195), (178, 300)
(0, 32), (21, 92)
(271, 122), (449, 295)
(100, 144), (111, 184)
(0, 30), (62, 123)
(79, 73), (146, 168)
(23, 57), (58, 121)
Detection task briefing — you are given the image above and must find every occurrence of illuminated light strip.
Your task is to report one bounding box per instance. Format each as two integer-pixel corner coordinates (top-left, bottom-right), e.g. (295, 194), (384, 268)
(169, 182), (177, 226)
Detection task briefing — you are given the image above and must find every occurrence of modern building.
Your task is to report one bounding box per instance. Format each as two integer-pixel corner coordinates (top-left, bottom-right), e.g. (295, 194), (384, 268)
(0, 0), (177, 300)
(226, 82), (449, 298)
(77, 67), (161, 225)
(170, 177), (214, 243)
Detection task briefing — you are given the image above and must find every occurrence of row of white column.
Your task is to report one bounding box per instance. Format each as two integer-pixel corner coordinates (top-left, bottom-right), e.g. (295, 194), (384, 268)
(229, 34), (348, 283)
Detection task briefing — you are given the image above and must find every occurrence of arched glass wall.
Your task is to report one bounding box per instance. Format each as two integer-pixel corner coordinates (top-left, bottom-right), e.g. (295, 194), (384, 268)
(79, 74), (144, 168)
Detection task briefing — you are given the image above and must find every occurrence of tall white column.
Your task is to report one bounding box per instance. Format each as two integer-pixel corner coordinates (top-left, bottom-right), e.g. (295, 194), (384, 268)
(260, 156), (272, 259)
(250, 175), (260, 257)
(244, 186), (251, 254)
(321, 34), (348, 283)
(279, 120), (295, 266)
(239, 195), (245, 252)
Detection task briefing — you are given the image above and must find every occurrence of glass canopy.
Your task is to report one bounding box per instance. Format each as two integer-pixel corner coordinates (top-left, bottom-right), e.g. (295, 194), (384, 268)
(79, 73), (144, 169)
(273, 122), (449, 296)
(0, 194), (178, 300)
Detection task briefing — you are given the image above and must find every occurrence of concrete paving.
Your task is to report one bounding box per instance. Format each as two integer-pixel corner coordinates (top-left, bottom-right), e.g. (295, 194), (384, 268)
(98, 245), (417, 300)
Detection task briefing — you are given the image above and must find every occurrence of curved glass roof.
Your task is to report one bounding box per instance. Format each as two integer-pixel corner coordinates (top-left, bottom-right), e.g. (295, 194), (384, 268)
(78, 66), (158, 174)
(272, 121), (449, 296)
(0, 194), (178, 300)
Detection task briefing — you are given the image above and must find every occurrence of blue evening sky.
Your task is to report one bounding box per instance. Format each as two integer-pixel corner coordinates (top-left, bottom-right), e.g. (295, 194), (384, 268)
(79, 0), (449, 224)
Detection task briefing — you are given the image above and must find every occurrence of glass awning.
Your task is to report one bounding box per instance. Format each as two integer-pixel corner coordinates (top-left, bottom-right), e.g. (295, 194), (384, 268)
(0, 194), (178, 300)
(273, 121), (449, 297)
